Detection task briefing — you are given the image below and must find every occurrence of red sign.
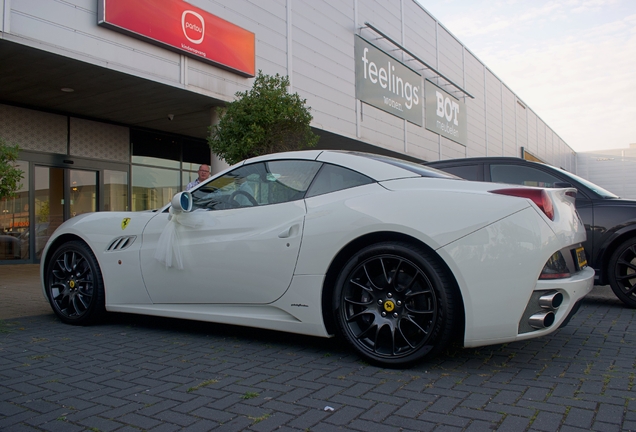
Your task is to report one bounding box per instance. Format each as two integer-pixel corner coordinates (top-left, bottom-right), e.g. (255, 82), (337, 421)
(98, 0), (255, 77)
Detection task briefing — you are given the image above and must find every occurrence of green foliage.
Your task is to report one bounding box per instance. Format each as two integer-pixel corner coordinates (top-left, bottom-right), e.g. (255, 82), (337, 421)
(208, 71), (319, 165)
(0, 137), (23, 200)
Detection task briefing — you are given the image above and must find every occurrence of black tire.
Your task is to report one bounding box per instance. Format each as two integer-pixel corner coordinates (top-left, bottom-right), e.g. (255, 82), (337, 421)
(333, 242), (458, 367)
(45, 240), (106, 325)
(608, 238), (636, 308)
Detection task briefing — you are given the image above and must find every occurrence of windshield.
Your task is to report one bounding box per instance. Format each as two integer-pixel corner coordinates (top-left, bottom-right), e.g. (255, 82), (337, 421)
(553, 166), (619, 199)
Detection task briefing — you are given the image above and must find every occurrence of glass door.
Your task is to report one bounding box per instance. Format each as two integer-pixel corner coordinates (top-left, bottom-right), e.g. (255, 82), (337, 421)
(34, 166), (97, 259)
(69, 169), (97, 217)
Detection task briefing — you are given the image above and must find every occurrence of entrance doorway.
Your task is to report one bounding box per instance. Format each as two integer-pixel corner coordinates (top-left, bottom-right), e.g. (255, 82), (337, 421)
(34, 167), (97, 259)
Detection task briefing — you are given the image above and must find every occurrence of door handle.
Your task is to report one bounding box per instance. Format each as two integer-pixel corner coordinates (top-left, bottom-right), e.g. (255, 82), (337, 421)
(278, 224), (299, 238)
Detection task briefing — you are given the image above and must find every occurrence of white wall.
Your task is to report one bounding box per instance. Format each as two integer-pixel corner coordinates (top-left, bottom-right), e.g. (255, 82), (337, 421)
(576, 145), (636, 200)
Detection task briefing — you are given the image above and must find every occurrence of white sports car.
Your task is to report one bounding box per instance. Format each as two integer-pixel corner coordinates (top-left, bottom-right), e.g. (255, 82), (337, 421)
(41, 150), (594, 366)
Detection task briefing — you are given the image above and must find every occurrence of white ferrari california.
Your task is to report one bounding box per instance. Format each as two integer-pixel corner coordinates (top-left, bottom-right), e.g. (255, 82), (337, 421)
(41, 150), (594, 366)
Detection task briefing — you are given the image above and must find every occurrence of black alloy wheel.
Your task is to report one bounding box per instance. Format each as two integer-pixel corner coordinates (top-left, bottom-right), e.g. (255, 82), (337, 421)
(608, 238), (636, 308)
(46, 240), (105, 325)
(334, 242), (458, 367)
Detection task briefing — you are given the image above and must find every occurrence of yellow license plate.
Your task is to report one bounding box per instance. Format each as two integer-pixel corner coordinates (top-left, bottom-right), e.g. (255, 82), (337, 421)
(575, 246), (587, 269)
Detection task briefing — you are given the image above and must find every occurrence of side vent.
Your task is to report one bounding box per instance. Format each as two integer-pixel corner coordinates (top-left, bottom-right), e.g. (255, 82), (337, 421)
(106, 236), (137, 252)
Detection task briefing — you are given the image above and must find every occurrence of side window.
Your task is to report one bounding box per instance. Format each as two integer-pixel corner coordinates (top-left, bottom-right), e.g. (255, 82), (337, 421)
(306, 163), (373, 198)
(190, 160), (321, 210)
(438, 164), (481, 181)
(490, 164), (563, 187)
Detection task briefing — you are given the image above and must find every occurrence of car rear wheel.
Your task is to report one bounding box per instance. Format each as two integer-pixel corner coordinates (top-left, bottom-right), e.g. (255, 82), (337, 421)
(608, 238), (636, 308)
(45, 240), (105, 325)
(334, 242), (458, 367)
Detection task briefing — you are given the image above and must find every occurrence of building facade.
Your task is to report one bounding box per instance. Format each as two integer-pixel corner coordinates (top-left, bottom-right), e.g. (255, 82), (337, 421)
(0, 0), (576, 263)
(576, 144), (636, 200)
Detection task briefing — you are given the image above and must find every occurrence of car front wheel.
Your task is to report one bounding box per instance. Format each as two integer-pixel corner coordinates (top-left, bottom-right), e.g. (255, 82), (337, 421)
(45, 240), (105, 325)
(608, 237), (636, 308)
(334, 242), (458, 367)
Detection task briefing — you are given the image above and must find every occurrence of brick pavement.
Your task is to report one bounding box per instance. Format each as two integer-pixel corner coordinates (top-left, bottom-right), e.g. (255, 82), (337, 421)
(0, 264), (634, 431)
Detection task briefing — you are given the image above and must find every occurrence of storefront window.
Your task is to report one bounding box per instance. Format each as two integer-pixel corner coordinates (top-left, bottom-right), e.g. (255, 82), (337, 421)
(131, 130), (210, 208)
(132, 165), (179, 211)
(131, 130), (180, 169)
(104, 170), (128, 211)
(0, 160), (29, 260)
(182, 170), (198, 190)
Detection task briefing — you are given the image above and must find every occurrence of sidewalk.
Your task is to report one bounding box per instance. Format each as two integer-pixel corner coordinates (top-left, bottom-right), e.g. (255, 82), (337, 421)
(0, 264), (52, 320)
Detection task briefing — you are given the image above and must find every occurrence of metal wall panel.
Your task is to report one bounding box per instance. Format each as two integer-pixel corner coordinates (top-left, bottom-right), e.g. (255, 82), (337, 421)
(516, 102), (528, 153)
(404, 2), (437, 68)
(291, 0), (356, 138)
(502, 86), (517, 156)
(527, 109), (538, 157)
(9, 0), (182, 83)
(536, 119), (546, 161)
(360, 104), (405, 154)
(485, 69), (503, 156)
(1, 0), (6, 33)
(463, 52), (485, 157)
(3, 0), (577, 168)
(436, 27), (463, 87)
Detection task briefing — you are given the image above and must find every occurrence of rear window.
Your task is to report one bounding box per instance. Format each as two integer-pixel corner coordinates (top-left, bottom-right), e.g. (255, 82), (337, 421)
(437, 164), (481, 181)
(353, 152), (459, 179)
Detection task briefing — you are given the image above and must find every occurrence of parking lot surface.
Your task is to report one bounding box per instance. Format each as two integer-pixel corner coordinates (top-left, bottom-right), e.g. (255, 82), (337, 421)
(1, 264), (635, 431)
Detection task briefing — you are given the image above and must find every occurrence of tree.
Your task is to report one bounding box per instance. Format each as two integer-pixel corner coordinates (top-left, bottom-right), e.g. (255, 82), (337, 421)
(0, 137), (23, 200)
(208, 71), (319, 165)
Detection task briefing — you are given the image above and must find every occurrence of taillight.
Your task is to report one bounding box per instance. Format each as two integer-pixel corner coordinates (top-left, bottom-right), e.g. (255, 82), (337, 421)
(490, 187), (554, 220)
(539, 251), (571, 279)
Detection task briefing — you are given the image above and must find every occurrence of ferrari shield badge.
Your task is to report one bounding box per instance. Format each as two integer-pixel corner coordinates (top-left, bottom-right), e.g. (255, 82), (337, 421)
(121, 218), (131, 230)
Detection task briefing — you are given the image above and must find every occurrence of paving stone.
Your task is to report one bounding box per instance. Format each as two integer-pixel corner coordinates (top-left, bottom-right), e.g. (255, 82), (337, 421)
(595, 402), (625, 424)
(418, 411), (470, 427)
(496, 414), (532, 431)
(323, 405), (365, 425)
(77, 416), (124, 432)
(531, 411), (566, 431)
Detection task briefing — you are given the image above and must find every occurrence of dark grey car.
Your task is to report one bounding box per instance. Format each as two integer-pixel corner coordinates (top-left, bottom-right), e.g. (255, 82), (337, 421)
(426, 157), (636, 308)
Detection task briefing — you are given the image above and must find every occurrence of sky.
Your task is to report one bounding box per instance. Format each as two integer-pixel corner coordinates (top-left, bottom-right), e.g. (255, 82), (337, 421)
(415, 0), (636, 153)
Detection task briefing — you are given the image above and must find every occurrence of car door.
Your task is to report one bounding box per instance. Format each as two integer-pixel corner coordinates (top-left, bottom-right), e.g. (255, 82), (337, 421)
(139, 160), (321, 304)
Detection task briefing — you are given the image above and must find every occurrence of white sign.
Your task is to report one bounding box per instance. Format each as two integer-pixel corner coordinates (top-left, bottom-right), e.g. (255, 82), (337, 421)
(355, 36), (422, 126)
(425, 80), (467, 146)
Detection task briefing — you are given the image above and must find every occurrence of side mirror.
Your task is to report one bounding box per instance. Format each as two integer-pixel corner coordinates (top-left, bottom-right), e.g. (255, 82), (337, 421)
(171, 191), (193, 213)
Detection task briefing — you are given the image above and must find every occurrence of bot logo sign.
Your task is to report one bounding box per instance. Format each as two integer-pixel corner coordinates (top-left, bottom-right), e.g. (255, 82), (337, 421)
(425, 80), (467, 146)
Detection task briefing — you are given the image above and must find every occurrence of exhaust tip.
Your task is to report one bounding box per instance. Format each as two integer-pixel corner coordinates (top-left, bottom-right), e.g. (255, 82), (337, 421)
(529, 311), (556, 329)
(539, 291), (563, 309)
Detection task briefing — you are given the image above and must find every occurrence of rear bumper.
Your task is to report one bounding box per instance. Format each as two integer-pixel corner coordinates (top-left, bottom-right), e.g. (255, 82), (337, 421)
(515, 266), (594, 340)
(464, 266), (594, 348)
